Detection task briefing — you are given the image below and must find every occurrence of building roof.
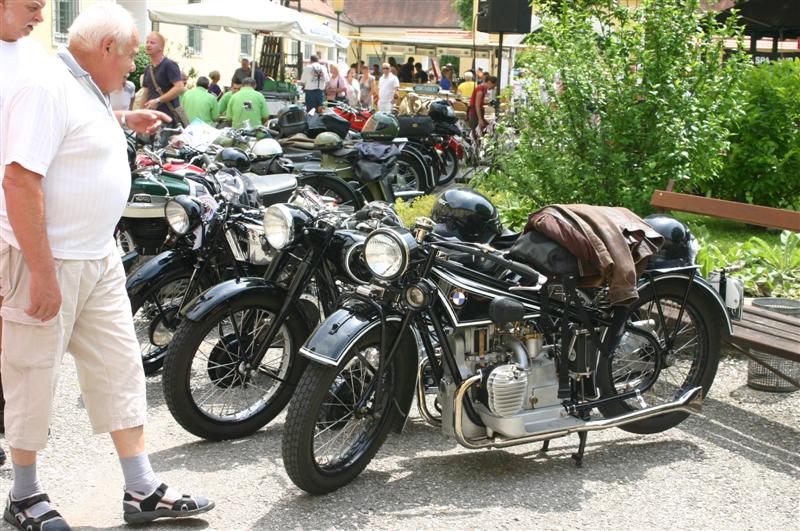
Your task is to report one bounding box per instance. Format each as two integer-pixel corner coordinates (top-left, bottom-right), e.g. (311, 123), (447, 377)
(340, 0), (461, 29)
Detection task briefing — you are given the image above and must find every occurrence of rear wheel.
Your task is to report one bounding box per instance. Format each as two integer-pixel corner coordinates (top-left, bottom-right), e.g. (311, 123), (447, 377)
(282, 327), (400, 494)
(162, 293), (308, 440)
(596, 279), (721, 434)
(395, 151), (428, 195)
(438, 147), (459, 186)
(299, 174), (364, 210)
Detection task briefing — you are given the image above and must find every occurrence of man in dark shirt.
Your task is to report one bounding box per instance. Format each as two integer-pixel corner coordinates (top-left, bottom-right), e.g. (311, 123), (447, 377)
(399, 56), (414, 83)
(142, 31), (185, 123)
(232, 58), (266, 91)
(413, 62), (428, 84)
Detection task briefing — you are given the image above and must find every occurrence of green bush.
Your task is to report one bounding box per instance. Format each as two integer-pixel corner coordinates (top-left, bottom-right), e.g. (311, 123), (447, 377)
(475, 0), (750, 215)
(712, 60), (800, 209)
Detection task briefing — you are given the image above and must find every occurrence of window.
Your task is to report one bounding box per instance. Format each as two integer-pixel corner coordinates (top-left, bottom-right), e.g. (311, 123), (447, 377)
(304, 43), (314, 60)
(327, 47), (335, 62)
(187, 26), (202, 54)
(53, 0), (79, 44)
(240, 34), (253, 57)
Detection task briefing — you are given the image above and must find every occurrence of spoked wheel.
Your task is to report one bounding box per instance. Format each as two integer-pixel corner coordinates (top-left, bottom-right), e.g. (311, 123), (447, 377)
(130, 275), (192, 375)
(282, 327), (401, 494)
(395, 152), (427, 195)
(596, 278), (721, 434)
(299, 174), (364, 210)
(437, 147), (459, 186)
(162, 294), (308, 440)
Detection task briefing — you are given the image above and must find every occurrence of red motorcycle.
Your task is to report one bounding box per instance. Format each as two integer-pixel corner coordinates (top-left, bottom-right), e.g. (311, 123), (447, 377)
(330, 102), (373, 132)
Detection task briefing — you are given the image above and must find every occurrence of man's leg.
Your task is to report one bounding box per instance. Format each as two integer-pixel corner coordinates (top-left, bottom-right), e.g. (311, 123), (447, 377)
(69, 252), (213, 524)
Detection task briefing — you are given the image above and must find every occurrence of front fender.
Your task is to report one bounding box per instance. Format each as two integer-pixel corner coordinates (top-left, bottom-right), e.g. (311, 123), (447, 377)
(300, 303), (419, 429)
(125, 249), (195, 300)
(181, 277), (319, 333)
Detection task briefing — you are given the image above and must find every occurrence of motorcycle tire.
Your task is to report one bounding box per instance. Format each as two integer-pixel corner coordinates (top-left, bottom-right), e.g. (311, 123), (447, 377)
(282, 326), (401, 494)
(129, 272), (193, 376)
(162, 292), (309, 440)
(297, 173), (364, 210)
(595, 278), (721, 434)
(396, 151), (428, 195)
(438, 147), (460, 186)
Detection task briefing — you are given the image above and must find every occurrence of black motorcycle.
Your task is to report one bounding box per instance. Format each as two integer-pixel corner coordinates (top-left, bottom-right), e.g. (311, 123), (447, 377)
(281, 211), (731, 494)
(160, 192), (401, 440)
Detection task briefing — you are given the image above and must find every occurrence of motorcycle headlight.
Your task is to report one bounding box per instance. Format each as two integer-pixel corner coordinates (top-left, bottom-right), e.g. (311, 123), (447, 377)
(364, 228), (415, 280)
(165, 196), (202, 235)
(263, 204), (310, 249)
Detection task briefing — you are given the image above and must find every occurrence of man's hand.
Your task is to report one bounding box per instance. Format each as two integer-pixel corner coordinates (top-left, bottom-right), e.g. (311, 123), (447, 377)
(144, 99), (160, 111)
(26, 269), (62, 322)
(123, 110), (172, 135)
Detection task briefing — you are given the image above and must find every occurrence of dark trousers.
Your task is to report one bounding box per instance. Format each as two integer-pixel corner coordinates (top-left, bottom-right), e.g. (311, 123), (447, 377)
(304, 89), (324, 112)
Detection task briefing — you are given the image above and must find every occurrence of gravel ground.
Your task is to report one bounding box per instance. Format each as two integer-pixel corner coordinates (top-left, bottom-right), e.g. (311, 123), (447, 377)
(1, 355), (798, 530)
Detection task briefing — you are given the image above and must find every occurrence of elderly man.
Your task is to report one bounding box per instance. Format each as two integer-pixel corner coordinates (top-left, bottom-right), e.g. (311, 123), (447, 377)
(0, 3), (214, 529)
(141, 31), (186, 125)
(232, 56), (266, 91)
(377, 62), (399, 113)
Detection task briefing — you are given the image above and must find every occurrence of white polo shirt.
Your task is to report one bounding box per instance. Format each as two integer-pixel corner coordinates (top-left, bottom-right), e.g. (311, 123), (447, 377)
(378, 73), (399, 112)
(0, 47), (129, 260)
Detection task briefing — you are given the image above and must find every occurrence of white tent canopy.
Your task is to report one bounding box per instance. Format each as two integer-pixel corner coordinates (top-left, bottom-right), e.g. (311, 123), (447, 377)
(148, 0), (350, 49)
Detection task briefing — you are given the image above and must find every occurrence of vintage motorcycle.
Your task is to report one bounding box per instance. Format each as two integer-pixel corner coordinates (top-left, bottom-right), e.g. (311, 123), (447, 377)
(160, 192), (402, 440)
(281, 202), (731, 494)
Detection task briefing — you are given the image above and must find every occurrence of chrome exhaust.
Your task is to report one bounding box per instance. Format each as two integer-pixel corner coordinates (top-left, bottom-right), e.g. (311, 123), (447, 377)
(416, 358), (442, 427)
(453, 374), (704, 450)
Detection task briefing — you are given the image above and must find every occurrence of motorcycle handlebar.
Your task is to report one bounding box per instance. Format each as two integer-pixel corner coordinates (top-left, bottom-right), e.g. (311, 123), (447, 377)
(432, 238), (541, 283)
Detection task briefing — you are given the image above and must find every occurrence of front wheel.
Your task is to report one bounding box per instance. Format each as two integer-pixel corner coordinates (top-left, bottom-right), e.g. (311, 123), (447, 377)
(162, 293), (308, 440)
(282, 327), (401, 494)
(395, 151), (428, 195)
(437, 147), (459, 186)
(595, 278), (721, 434)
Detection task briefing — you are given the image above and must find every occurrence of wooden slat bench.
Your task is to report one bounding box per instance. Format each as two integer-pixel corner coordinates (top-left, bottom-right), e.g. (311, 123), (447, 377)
(649, 187), (800, 387)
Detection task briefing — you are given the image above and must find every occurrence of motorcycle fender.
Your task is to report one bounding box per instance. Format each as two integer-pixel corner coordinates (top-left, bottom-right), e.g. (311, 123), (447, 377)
(182, 277), (315, 333)
(125, 249), (195, 300)
(299, 307), (419, 430)
(638, 273), (733, 335)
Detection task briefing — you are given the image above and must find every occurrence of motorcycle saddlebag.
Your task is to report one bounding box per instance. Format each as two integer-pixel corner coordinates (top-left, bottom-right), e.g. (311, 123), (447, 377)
(507, 230), (580, 279)
(354, 159), (393, 183)
(277, 105), (308, 137)
(397, 116), (435, 138)
(306, 112), (351, 139)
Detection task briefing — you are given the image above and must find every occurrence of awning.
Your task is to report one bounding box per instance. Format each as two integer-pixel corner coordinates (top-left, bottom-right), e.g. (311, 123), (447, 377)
(347, 33), (531, 49)
(148, 0), (350, 48)
(716, 0), (800, 39)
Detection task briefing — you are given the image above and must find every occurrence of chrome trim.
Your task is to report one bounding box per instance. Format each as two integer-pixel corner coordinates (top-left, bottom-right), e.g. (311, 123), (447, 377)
(365, 228), (410, 281)
(123, 203), (167, 219)
(299, 316), (405, 366)
(416, 358), (442, 427)
(453, 375), (704, 450)
(343, 241), (368, 285)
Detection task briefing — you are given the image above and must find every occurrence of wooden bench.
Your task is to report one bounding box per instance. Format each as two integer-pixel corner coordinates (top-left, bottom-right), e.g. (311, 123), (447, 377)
(649, 187), (800, 386)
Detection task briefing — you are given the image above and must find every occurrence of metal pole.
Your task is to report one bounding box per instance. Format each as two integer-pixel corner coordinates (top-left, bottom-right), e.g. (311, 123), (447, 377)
(472, 14), (477, 71)
(497, 31), (503, 91)
(336, 12), (341, 64)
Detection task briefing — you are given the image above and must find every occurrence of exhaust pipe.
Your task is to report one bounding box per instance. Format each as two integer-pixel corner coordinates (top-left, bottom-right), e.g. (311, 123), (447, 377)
(453, 374), (704, 450)
(416, 358), (442, 427)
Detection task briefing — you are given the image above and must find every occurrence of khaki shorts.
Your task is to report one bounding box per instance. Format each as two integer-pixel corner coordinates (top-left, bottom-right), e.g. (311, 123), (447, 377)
(0, 241), (146, 451)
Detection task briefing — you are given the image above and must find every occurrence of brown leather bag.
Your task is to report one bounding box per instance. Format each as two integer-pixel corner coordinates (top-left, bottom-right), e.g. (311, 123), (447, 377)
(147, 64), (189, 127)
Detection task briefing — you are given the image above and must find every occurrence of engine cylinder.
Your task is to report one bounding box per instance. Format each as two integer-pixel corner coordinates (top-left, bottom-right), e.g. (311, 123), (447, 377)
(486, 365), (528, 417)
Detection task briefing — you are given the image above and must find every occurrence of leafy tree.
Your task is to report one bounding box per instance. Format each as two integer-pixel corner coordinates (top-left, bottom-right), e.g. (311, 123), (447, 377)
(453, 0), (474, 30)
(475, 0), (750, 215)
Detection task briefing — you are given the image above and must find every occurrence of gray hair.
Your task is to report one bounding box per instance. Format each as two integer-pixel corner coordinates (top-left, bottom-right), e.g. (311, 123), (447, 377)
(463, 71), (474, 81)
(68, 2), (137, 54)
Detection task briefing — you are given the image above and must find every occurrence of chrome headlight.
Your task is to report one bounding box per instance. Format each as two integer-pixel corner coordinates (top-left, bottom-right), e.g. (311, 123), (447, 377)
(165, 196), (202, 235)
(364, 228), (415, 280)
(263, 204), (311, 250)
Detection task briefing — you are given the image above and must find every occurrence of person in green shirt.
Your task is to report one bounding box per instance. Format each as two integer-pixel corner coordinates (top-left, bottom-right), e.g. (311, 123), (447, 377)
(218, 81), (241, 120)
(181, 76), (219, 124)
(225, 77), (268, 128)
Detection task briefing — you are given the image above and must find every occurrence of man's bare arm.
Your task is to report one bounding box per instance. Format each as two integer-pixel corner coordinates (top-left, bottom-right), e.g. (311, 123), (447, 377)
(2, 162), (61, 321)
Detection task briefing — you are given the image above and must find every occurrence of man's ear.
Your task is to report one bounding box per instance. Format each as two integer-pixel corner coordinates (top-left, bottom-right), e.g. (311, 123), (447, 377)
(101, 35), (116, 58)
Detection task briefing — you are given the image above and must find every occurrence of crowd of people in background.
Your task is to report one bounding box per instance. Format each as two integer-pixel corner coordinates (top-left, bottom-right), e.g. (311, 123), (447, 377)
(106, 43), (497, 133)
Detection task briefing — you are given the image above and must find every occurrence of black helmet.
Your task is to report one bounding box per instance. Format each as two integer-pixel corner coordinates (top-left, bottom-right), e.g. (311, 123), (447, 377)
(215, 147), (251, 172)
(127, 137), (137, 171)
(361, 112), (400, 141)
(429, 100), (457, 124)
(431, 187), (502, 243)
(644, 214), (697, 267)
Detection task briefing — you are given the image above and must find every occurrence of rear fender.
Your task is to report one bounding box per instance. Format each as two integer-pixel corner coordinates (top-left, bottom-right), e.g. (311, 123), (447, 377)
(125, 249), (195, 300)
(300, 304), (419, 428)
(638, 273), (733, 335)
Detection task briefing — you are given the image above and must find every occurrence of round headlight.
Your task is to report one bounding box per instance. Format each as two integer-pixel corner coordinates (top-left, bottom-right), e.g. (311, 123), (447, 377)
(263, 204), (295, 249)
(165, 196), (201, 235)
(364, 229), (410, 280)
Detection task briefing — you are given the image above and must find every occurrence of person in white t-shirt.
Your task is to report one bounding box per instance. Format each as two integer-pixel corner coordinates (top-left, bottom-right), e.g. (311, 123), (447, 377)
(378, 62), (399, 113)
(0, 0), (51, 472)
(299, 55), (330, 112)
(109, 76), (136, 111)
(1, 3), (214, 528)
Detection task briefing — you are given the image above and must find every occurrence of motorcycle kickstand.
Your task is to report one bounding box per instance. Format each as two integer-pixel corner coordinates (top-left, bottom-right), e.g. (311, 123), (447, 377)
(572, 432), (588, 468)
(540, 440), (550, 453)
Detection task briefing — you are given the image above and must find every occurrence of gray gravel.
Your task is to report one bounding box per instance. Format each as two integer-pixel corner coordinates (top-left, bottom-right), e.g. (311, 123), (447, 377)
(1, 355), (798, 530)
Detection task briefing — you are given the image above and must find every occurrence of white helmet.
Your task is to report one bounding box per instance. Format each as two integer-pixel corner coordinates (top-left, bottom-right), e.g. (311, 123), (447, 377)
(252, 138), (283, 157)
